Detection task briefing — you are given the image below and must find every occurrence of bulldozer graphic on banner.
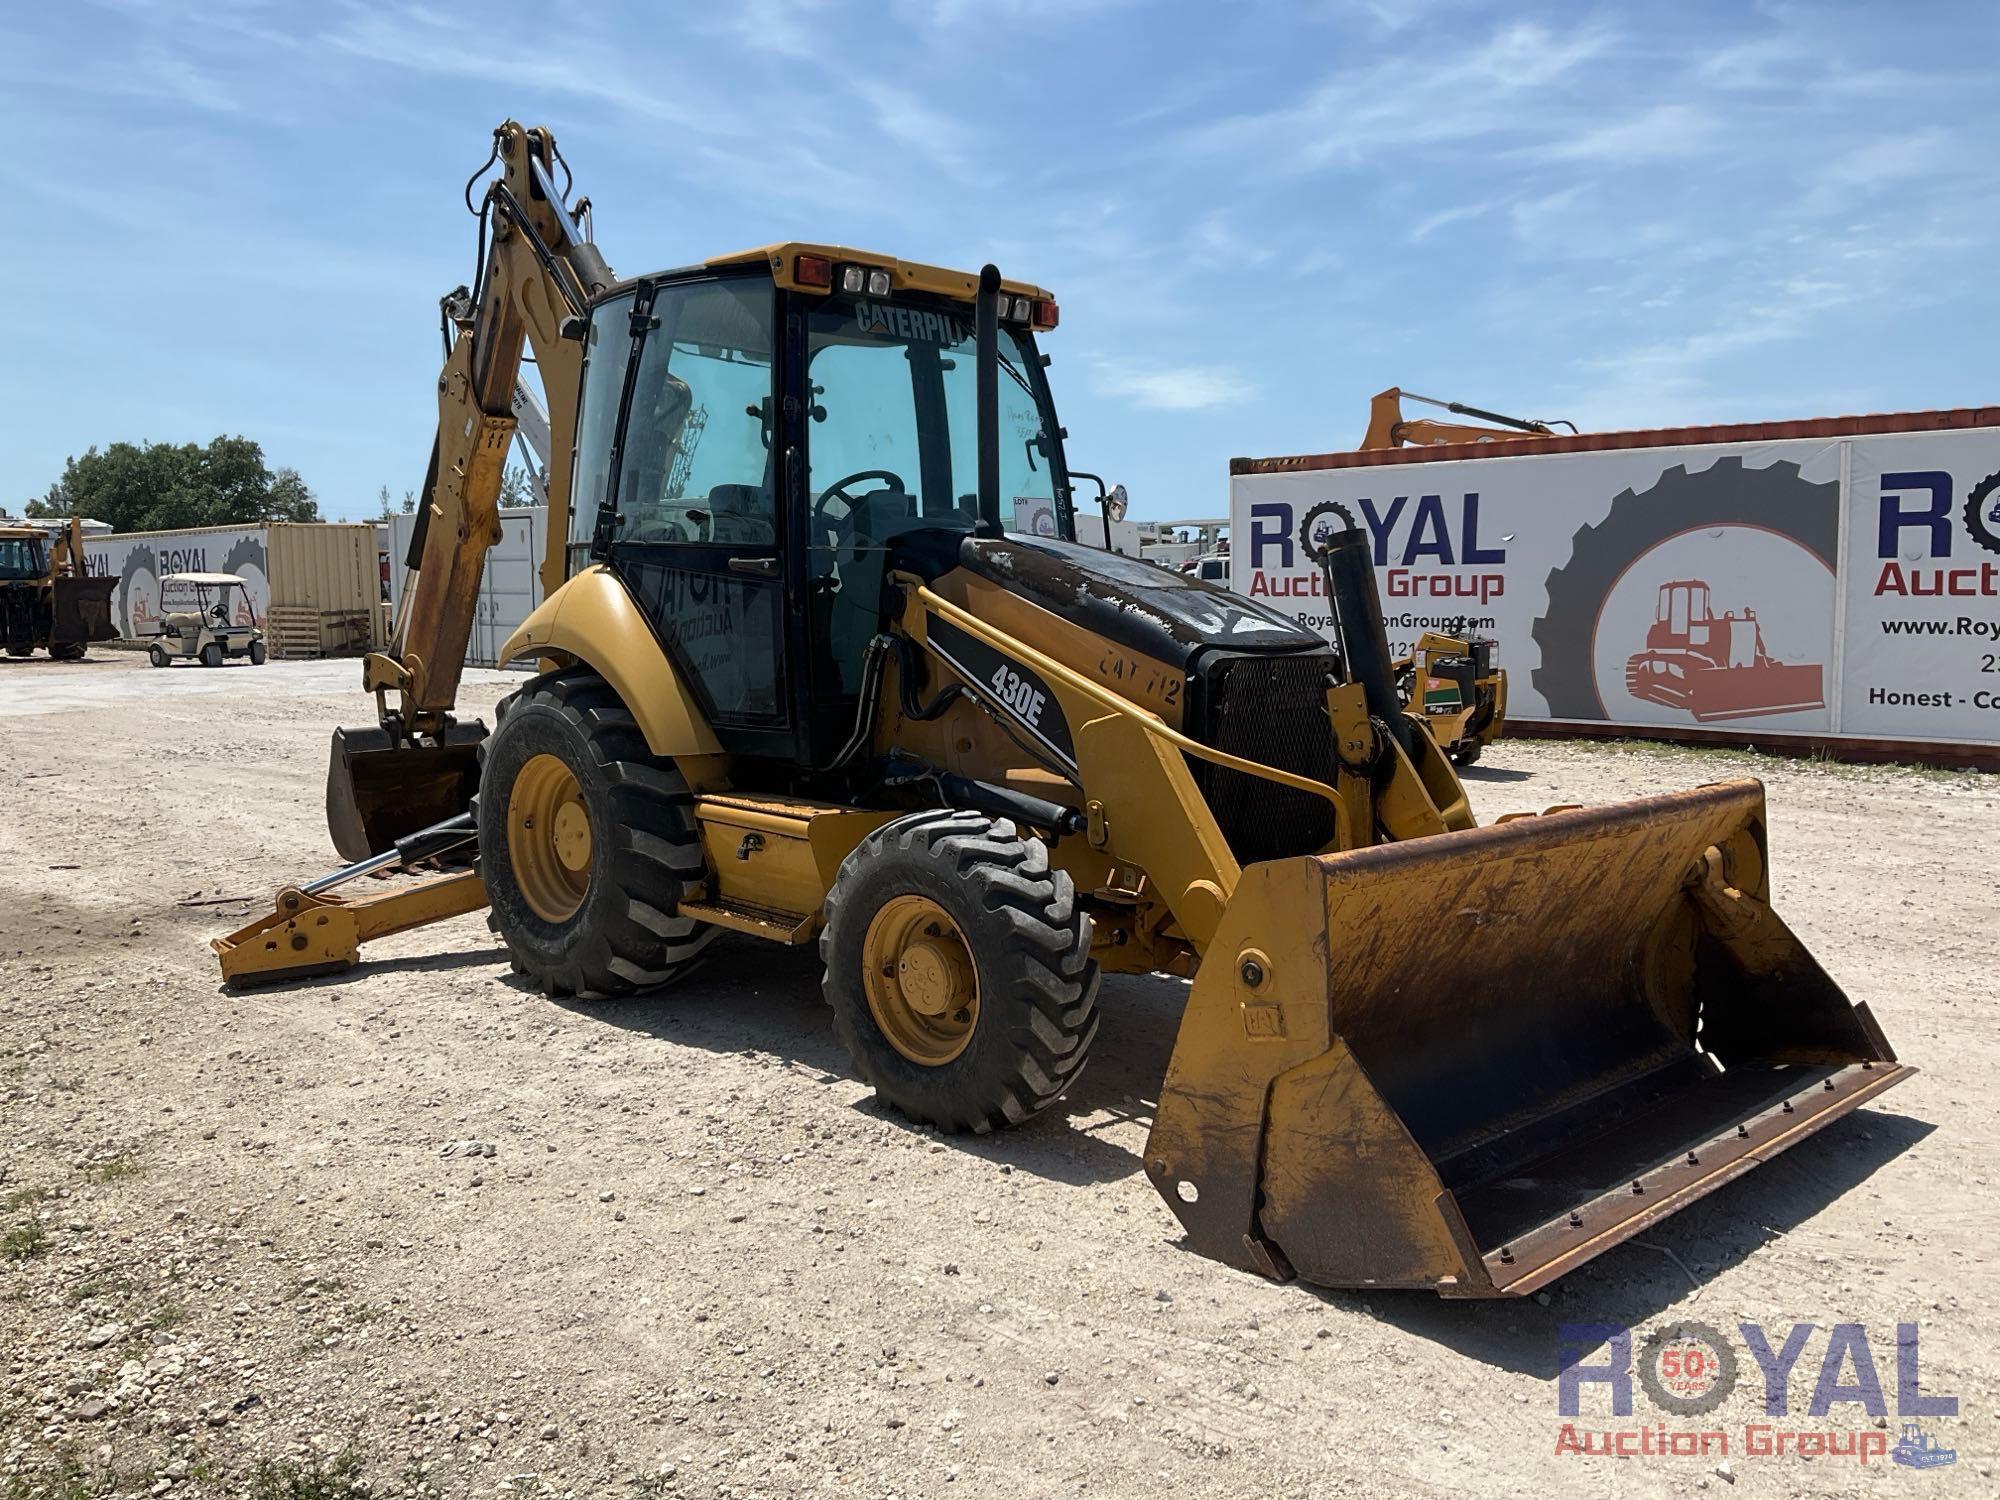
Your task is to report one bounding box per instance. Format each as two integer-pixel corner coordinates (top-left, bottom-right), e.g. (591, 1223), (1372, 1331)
(1625, 580), (1826, 723)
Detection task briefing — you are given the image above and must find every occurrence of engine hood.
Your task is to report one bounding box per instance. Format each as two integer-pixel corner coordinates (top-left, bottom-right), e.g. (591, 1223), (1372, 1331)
(953, 533), (1322, 670)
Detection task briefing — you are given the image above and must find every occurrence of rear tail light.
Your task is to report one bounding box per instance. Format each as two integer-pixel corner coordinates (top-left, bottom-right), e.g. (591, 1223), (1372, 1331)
(1032, 299), (1059, 330)
(795, 254), (833, 289)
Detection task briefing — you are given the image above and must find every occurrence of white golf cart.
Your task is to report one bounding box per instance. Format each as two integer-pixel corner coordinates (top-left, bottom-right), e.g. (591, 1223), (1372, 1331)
(148, 572), (266, 668)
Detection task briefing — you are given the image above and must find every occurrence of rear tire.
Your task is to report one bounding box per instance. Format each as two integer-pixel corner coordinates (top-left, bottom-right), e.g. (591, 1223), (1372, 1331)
(149, 644), (172, 668)
(1450, 742), (1481, 766)
(4, 645), (30, 658)
(476, 667), (715, 998)
(199, 643), (223, 668)
(820, 810), (1100, 1134)
(248, 639), (266, 665)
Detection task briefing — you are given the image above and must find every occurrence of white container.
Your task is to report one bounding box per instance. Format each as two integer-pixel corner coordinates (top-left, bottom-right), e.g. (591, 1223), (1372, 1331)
(82, 523), (384, 647)
(387, 507), (549, 669)
(1231, 407), (2000, 760)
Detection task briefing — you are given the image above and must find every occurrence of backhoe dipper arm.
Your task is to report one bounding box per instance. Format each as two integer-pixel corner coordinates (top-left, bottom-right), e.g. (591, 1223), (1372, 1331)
(369, 120), (615, 734)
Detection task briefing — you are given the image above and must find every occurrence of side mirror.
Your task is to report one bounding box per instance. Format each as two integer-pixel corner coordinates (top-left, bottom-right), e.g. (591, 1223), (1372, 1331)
(1105, 484), (1129, 524)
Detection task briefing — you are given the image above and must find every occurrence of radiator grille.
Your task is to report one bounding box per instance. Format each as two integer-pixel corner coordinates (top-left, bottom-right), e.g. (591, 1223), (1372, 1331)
(1188, 651), (1341, 866)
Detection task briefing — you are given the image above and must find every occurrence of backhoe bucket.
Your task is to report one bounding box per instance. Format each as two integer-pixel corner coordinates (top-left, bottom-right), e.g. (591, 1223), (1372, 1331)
(326, 721), (486, 863)
(1146, 779), (1911, 1297)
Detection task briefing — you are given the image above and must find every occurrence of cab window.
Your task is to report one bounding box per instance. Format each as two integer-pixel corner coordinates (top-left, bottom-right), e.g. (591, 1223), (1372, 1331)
(615, 280), (776, 546)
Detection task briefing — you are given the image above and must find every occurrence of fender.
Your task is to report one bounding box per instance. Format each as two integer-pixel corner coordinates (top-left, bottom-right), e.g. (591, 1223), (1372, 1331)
(499, 565), (722, 758)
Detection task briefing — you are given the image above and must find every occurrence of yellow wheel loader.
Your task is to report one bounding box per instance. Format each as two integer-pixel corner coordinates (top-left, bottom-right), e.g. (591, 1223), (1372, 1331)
(215, 122), (1913, 1298)
(1393, 621), (1506, 766)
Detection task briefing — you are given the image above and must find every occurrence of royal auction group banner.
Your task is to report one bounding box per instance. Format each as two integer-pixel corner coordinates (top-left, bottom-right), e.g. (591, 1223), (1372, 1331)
(1229, 423), (2000, 749)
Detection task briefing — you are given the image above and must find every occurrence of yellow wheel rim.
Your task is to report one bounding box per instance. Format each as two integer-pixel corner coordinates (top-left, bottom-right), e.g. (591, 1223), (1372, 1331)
(509, 753), (592, 922)
(861, 895), (980, 1066)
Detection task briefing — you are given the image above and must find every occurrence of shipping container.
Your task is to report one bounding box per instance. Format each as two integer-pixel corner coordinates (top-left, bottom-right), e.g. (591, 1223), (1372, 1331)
(82, 522), (385, 656)
(1230, 405), (2000, 764)
(387, 506), (548, 669)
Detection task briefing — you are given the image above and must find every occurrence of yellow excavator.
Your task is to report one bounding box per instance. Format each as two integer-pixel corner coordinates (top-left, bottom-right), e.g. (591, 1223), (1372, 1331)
(215, 123), (1912, 1298)
(1360, 387), (1575, 450)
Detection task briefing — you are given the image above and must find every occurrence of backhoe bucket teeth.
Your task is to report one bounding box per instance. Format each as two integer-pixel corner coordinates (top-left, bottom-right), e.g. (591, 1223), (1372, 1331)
(326, 721), (486, 864)
(1146, 779), (1912, 1298)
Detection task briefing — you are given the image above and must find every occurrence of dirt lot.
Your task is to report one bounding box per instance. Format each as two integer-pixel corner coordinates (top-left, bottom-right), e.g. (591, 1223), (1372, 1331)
(1, 651), (1993, 1498)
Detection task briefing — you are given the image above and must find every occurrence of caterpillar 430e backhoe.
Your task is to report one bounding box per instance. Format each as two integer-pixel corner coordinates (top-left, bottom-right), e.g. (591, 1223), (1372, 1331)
(215, 122), (1912, 1298)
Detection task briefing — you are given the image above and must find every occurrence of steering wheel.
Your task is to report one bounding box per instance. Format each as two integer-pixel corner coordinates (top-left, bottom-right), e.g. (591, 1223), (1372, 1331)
(811, 469), (907, 550)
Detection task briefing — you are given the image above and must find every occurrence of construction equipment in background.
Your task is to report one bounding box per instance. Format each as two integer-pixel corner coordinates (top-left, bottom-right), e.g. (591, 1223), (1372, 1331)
(217, 120), (1913, 1299)
(1394, 621), (1507, 764)
(1362, 387), (1575, 450)
(0, 518), (116, 660)
(147, 573), (267, 668)
(1627, 580), (1826, 722)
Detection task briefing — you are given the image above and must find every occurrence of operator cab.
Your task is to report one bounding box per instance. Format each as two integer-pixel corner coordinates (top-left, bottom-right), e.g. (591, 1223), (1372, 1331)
(565, 245), (1071, 766)
(0, 529), (49, 581)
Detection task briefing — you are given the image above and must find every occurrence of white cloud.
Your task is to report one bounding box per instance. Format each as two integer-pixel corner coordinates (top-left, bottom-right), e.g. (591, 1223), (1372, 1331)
(1188, 22), (1616, 173)
(1408, 201), (1492, 244)
(849, 79), (977, 175)
(1538, 102), (1722, 164)
(1089, 358), (1259, 411)
(705, 0), (830, 62)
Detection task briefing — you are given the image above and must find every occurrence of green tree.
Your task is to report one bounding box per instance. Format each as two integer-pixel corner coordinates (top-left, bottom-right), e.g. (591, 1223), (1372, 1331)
(29, 436), (322, 531)
(498, 464), (539, 507)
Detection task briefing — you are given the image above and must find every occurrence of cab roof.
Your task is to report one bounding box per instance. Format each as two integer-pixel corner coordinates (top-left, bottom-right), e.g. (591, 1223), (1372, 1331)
(162, 572), (249, 586)
(705, 242), (1053, 303)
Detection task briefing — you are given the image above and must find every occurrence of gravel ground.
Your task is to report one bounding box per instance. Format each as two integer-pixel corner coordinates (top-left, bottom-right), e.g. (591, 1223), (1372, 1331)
(1, 653), (1993, 1498)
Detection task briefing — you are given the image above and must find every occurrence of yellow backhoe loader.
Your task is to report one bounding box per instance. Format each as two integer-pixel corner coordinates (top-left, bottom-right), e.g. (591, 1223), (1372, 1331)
(215, 123), (1912, 1298)
(1, 518), (116, 660)
(1393, 621), (1506, 765)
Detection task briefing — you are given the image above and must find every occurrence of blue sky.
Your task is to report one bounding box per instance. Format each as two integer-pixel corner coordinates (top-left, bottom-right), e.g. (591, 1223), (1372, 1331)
(3, 0), (1994, 523)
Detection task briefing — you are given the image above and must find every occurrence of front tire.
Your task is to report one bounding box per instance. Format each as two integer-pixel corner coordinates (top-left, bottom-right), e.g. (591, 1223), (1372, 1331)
(248, 639), (266, 665)
(476, 667), (714, 998)
(49, 642), (86, 662)
(199, 642), (223, 668)
(149, 643), (172, 668)
(821, 810), (1100, 1134)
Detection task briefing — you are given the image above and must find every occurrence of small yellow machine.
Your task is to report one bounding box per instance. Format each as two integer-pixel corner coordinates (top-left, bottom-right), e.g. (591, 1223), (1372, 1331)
(1394, 622), (1506, 765)
(216, 123), (1911, 1298)
(0, 519), (115, 660)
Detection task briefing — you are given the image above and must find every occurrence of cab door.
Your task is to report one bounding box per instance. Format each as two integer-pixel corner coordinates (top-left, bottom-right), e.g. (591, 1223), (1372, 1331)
(598, 274), (797, 756)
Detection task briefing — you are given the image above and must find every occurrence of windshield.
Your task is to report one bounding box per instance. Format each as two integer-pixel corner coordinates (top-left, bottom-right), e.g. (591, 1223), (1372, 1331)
(805, 295), (1064, 546)
(0, 536), (46, 580)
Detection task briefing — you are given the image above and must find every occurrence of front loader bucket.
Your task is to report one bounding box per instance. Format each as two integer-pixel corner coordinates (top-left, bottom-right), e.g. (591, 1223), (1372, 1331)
(1145, 779), (1912, 1298)
(326, 720), (486, 863)
(51, 577), (118, 645)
